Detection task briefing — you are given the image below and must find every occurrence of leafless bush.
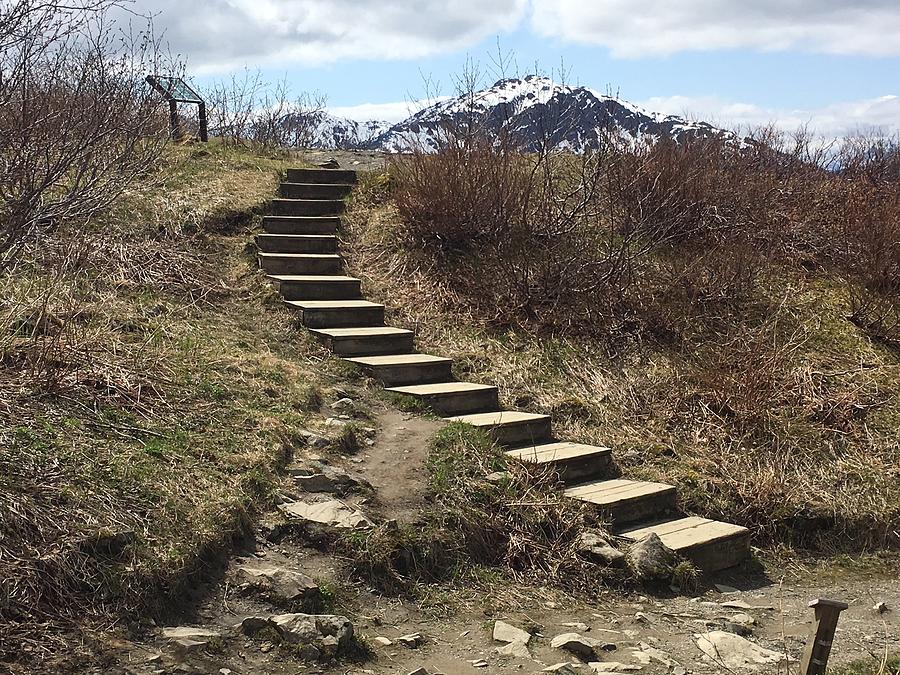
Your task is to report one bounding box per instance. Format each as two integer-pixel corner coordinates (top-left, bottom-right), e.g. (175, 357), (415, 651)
(0, 0), (170, 270)
(204, 70), (327, 148)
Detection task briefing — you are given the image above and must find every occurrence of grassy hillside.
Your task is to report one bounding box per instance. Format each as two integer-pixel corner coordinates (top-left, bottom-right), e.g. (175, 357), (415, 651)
(342, 160), (900, 556)
(0, 143), (335, 665)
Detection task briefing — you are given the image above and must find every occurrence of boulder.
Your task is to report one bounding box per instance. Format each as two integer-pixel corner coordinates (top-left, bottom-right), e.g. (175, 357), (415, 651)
(626, 533), (679, 581)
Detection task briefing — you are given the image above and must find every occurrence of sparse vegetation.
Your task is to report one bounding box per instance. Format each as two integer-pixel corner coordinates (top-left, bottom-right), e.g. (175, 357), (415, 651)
(342, 114), (900, 554)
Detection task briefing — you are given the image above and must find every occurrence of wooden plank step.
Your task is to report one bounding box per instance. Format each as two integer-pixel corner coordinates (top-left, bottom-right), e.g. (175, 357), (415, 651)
(268, 275), (361, 301)
(386, 381), (500, 416)
(270, 199), (345, 217)
(256, 234), (337, 254)
(285, 300), (384, 329)
(506, 441), (612, 483)
(309, 326), (413, 356)
(279, 182), (353, 200)
(344, 354), (453, 386)
(564, 479), (677, 526)
(286, 168), (357, 184)
(258, 253), (342, 275)
(262, 216), (339, 235)
(446, 410), (552, 446)
(619, 516), (751, 573)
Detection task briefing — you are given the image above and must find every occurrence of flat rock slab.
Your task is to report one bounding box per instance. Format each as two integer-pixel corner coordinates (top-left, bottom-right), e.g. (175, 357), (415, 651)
(161, 626), (220, 641)
(278, 499), (373, 529)
(493, 620), (532, 644)
(695, 631), (791, 670)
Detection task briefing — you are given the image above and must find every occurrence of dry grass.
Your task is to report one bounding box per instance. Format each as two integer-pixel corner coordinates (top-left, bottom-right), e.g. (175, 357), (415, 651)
(0, 141), (339, 669)
(343, 167), (900, 555)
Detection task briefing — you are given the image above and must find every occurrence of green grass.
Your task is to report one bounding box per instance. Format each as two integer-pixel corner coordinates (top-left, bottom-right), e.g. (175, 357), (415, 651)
(834, 654), (900, 675)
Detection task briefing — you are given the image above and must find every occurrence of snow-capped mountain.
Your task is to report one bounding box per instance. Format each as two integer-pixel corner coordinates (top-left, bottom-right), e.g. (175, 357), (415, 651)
(365, 76), (730, 152)
(307, 76), (730, 153)
(302, 112), (391, 150)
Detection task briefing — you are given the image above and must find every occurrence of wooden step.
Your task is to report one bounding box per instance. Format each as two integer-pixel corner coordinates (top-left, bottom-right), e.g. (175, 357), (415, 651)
(286, 300), (384, 329)
(270, 199), (345, 217)
(446, 410), (552, 446)
(269, 275), (361, 301)
(619, 516), (751, 573)
(262, 216), (339, 235)
(386, 381), (500, 416)
(564, 479), (677, 526)
(279, 182), (353, 200)
(309, 326), (413, 356)
(258, 253), (342, 275)
(256, 234), (337, 254)
(286, 168), (357, 184)
(343, 354), (453, 386)
(506, 441), (612, 483)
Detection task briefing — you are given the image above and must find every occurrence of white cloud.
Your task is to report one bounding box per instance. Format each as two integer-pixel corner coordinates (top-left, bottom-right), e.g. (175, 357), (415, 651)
(329, 98), (449, 123)
(638, 94), (900, 139)
(132, 0), (528, 72)
(531, 0), (900, 57)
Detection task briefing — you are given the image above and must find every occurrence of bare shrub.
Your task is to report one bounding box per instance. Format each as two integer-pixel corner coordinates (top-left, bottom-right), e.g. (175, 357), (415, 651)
(0, 0), (169, 269)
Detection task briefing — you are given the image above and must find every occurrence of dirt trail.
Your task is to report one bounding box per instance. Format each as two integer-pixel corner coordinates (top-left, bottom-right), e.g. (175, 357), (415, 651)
(104, 405), (898, 675)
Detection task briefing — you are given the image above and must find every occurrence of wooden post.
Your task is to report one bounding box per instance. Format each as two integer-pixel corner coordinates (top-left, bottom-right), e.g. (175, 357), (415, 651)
(198, 102), (208, 142)
(168, 99), (179, 140)
(800, 598), (848, 675)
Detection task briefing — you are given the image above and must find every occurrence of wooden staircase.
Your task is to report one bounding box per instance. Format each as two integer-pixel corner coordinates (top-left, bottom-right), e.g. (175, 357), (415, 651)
(258, 167), (751, 574)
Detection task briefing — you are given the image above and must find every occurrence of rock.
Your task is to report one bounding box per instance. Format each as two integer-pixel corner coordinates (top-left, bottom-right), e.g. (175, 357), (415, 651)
(288, 464), (371, 496)
(626, 533), (679, 581)
(578, 531), (627, 567)
(319, 159), (340, 168)
(588, 663), (642, 672)
(485, 471), (510, 483)
(631, 642), (677, 667)
(632, 612), (651, 625)
(298, 429), (329, 449)
(240, 613), (354, 659)
(278, 499), (373, 529)
(162, 626), (220, 641)
(721, 600), (774, 610)
(715, 584), (741, 593)
(562, 622), (590, 632)
(873, 601), (889, 614)
(234, 562), (321, 608)
(695, 631), (791, 669)
(728, 613), (756, 628)
(396, 633), (426, 648)
(372, 636), (393, 646)
(470, 660), (489, 668)
(551, 633), (616, 660)
(496, 640), (532, 659)
(171, 638), (208, 655)
(544, 664), (580, 674)
(493, 620), (532, 644)
(408, 669), (430, 675)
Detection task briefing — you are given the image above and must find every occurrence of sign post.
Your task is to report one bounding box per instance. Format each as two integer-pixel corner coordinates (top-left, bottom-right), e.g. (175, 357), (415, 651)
(800, 598), (848, 675)
(146, 75), (208, 142)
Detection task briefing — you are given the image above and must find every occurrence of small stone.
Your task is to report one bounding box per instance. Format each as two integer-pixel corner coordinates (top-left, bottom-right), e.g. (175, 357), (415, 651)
(298, 429), (329, 449)
(562, 622), (590, 632)
(873, 601), (889, 614)
(373, 636), (393, 646)
(470, 660), (489, 668)
(162, 626), (220, 641)
(551, 633), (615, 660)
(729, 613), (756, 627)
(588, 663), (642, 672)
(493, 620), (532, 644)
(333, 397), (354, 409)
(544, 664), (580, 674)
(633, 613), (651, 625)
(396, 633), (425, 648)
(496, 640), (532, 659)
(577, 531), (626, 567)
(485, 471), (510, 483)
(715, 584), (741, 594)
(172, 638), (207, 654)
(721, 600), (774, 610)
(408, 669), (430, 675)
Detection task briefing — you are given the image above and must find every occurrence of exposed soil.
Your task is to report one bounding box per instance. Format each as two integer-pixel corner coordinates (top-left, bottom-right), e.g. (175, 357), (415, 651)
(98, 404), (899, 675)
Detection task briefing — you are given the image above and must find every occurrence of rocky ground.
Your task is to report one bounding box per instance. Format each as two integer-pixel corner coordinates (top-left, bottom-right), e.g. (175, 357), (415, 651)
(94, 397), (898, 675)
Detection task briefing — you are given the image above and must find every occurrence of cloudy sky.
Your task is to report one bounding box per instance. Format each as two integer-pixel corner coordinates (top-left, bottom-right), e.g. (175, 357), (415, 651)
(138, 0), (900, 136)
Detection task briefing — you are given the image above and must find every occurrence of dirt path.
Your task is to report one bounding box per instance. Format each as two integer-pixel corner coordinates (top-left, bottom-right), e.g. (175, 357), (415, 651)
(103, 405), (898, 675)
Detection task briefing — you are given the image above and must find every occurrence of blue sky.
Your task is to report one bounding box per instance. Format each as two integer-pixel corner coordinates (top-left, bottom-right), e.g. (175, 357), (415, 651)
(138, 0), (900, 136)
